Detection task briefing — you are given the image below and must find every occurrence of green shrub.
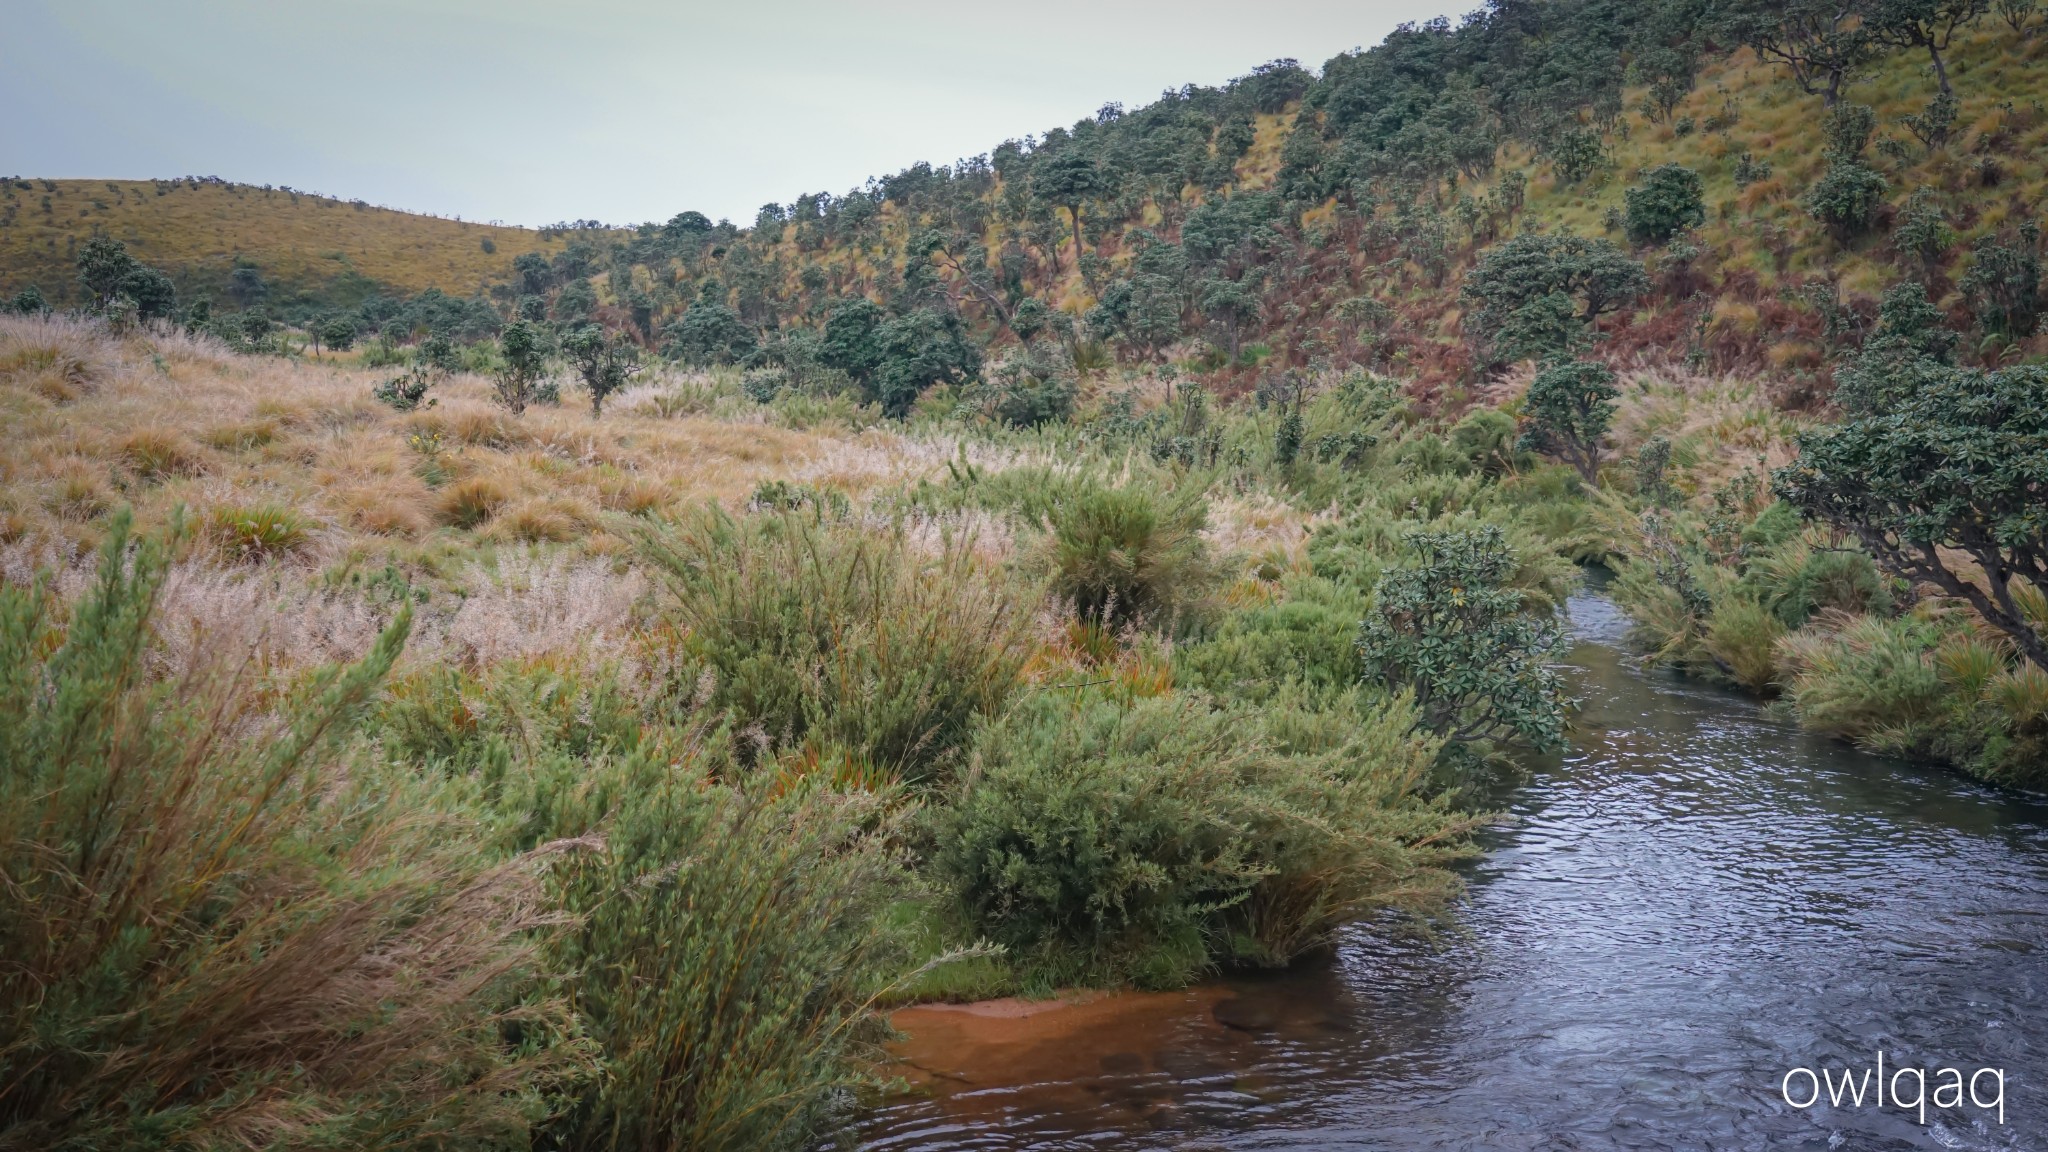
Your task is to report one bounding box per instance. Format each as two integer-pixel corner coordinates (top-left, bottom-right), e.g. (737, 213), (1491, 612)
(1804, 161), (1888, 241)
(512, 754), (914, 1152)
(1624, 163), (1706, 245)
(1704, 596), (1787, 692)
(0, 515), (578, 1150)
(928, 689), (1472, 988)
(1777, 613), (1950, 743)
(1041, 479), (1218, 632)
(638, 508), (1034, 782)
(1357, 524), (1573, 752)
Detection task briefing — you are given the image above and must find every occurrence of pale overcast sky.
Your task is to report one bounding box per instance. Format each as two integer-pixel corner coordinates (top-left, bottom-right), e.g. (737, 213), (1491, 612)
(3, 1), (1453, 227)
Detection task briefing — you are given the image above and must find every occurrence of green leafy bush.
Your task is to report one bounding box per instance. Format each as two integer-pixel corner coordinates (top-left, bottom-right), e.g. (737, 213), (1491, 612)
(928, 689), (1472, 988)
(1357, 524), (1573, 751)
(1624, 163), (1706, 245)
(638, 508), (1034, 782)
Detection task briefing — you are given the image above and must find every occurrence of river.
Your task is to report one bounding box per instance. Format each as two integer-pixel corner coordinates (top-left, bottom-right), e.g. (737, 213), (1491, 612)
(853, 591), (2048, 1150)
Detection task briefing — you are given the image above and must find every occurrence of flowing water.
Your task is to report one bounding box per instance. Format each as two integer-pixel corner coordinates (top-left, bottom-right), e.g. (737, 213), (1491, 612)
(855, 592), (2048, 1151)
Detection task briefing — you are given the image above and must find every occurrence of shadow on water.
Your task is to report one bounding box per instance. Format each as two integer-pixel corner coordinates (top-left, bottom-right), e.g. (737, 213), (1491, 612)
(850, 591), (2048, 1151)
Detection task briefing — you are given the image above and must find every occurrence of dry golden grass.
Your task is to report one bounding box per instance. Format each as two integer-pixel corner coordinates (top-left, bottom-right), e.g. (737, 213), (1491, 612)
(0, 178), (571, 306)
(0, 313), (1078, 683)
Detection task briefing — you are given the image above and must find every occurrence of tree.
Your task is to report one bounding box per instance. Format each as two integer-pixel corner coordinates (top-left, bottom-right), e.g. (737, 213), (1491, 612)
(10, 285), (46, 315)
(1032, 152), (1106, 269)
(512, 252), (553, 296)
(1870, 0), (1988, 96)
(664, 285), (757, 365)
(1198, 277), (1261, 360)
(1893, 188), (1956, 282)
(821, 300), (982, 417)
(1774, 361), (2048, 671)
(1802, 103), (1889, 242)
(493, 320), (548, 415)
(1624, 164), (1706, 246)
(1958, 222), (2043, 340)
(318, 315), (357, 352)
(1356, 525), (1573, 751)
(76, 235), (139, 312)
(1461, 232), (1648, 363)
(1518, 358), (1619, 482)
(118, 266), (177, 321)
(1718, 0), (1878, 107)
(564, 327), (641, 417)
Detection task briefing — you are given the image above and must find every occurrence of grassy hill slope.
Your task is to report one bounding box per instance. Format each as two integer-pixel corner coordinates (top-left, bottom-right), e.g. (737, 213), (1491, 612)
(0, 177), (559, 309)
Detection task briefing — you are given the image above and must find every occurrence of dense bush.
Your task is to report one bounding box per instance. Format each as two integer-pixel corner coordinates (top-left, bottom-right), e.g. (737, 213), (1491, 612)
(0, 516), (578, 1150)
(1357, 524), (1573, 752)
(638, 508), (1035, 782)
(927, 689), (1473, 987)
(1624, 163), (1705, 245)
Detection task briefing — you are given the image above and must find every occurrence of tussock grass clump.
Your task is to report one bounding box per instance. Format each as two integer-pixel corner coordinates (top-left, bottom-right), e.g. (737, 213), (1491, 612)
(928, 688), (1476, 989)
(1040, 478), (1219, 632)
(639, 508), (1036, 783)
(0, 515), (581, 1150)
(119, 426), (208, 480)
(439, 474), (512, 528)
(0, 314), (111, 403)
(207, 501), (314, 559)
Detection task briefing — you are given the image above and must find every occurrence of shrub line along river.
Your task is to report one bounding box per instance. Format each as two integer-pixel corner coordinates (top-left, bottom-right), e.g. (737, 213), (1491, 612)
(854, 590), (2048, 1151)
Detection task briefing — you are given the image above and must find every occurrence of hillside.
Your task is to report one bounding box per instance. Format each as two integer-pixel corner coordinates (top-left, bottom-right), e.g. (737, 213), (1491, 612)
(0, 177), (563, 311)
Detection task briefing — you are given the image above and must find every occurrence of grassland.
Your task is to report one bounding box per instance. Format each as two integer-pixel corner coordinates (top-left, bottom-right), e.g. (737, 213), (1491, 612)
(0, 177), (560, 309)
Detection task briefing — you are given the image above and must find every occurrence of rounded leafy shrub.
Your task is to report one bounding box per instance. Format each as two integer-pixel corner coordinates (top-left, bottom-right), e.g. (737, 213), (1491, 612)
(1804, 162), (1888, 241)
(1624, 164), (1705, 246)
(928, 689), (1474, 987)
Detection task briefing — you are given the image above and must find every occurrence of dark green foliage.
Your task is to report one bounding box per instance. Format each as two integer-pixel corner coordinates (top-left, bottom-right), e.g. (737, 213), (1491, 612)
(1547, 126), (1607, 185)
(637, 509), (1034, 782)
(665, 287), (758, 366)
(1357, 525), (1573, 750)
(494, 319), (549, 415)
(564, 326), (641, 417)
(1958, 222), (2043, 339)
(1732, 152), (1775, 188)
(820, 299), (980, 417)
(1775, 361), (2048, 670)
(1461, 232), (1647, 363)
(318, 313), (357, 351)
(1805, 161), (1888, 240)
(1523, 360), (1613, 481)
(1833, 281), (1957, 413)
(1624, 164), (1705, 245)
(9, 284), (45, 314)
(928, 689), (1469, 986)
(75, 234), (136, 311)
(1042, 480), (1217, 631)
(1893, 188), (1957, 280)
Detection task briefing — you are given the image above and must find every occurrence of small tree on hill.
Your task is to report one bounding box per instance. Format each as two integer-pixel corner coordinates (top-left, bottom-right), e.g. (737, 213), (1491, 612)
(1518, 358), (1619, 482)
(564, 327), (641, 418)
(78, 235), (139, 311)
(1774, 360), (2048, 671)
(1959, 221), (2043, 340)
(10, 285), (47, 315)
(1624, 164), (1706, 246)
(1805, 103), (1888, 241)
(1357, 525), (1573, 751)
(318, 315), (357, 353)
(493, 320), (548, 416)
(1462, 232), (1648, 364)
(1032, 152), (1107, 269)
